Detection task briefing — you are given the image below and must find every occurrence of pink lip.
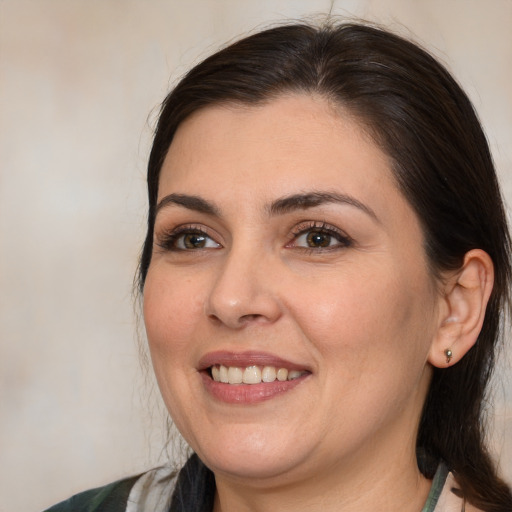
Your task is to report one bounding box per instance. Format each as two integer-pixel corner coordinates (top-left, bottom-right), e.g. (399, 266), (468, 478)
(200, 372), (309, 404)
(198, 350), (309, 372)
(198, 351), (311, 405)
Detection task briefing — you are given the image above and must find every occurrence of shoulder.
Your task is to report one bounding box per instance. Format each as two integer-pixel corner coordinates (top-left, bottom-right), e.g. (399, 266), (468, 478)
(43, 465), (178, 512)
(43, 475), (141, 512)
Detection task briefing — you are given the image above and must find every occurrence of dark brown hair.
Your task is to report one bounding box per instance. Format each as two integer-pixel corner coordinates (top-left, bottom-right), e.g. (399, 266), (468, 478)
(139, 22), (512, 510)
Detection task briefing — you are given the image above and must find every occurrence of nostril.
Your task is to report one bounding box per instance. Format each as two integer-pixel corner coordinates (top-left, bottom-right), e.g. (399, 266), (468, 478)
(240, 314), (263, 322)
(206, 313), (224, 325)
(207, 312), (263, 327)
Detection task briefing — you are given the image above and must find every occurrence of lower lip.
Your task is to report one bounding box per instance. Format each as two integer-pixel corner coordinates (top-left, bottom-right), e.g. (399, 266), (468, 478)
(201, 372), (308, 404)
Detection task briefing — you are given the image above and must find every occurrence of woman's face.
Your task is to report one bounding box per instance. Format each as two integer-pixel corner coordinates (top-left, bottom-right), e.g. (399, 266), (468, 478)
(143, 95), (441, 485)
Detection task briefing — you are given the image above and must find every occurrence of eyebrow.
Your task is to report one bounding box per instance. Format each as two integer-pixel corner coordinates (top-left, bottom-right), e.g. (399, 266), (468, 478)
(156, 193), (220, 216)
(268, 191), (378, 221)
(155, 190), (378, 222)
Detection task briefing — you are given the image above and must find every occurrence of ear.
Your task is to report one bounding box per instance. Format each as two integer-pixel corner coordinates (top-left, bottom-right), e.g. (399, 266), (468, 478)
(428, 249), (494, 368)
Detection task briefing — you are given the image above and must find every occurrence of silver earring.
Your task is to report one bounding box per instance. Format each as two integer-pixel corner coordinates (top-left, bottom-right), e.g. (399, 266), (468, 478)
(444, 348), (453, 364)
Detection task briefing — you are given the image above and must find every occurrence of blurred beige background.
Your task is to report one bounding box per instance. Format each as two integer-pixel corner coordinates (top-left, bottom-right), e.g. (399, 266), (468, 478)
(0, 1), (511, 511)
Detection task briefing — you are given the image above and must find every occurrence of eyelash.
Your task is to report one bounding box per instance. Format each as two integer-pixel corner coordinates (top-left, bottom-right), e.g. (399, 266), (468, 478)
(155, 221), (352, 253)
(288, 221), (353, 252)
(156, 224), (220, 252)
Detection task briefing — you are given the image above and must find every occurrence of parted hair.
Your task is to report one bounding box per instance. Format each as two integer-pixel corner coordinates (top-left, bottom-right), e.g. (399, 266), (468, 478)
(139, 22), (512, 511)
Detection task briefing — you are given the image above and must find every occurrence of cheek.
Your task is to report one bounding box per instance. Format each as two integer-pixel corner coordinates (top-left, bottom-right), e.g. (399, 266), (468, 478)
(142, 269), (206, 428)
(143, 268), (204, 363)
(287, 264), (434, 367)
(288, 267), (436, 432)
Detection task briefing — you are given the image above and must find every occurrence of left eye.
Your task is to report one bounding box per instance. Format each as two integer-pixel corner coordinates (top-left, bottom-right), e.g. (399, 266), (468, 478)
(293, 227), (351, 249)
(175, 232), (220, 250)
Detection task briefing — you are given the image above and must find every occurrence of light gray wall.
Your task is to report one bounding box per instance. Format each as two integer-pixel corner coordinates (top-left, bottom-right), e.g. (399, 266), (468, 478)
(1, 1), (510, 511)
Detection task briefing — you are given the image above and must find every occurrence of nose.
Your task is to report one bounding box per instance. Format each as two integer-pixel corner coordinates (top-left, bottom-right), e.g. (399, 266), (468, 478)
(204, 248), (283, 329)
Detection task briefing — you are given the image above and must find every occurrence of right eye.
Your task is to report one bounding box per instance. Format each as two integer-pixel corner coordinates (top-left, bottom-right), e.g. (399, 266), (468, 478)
(157, 227), (221, 251)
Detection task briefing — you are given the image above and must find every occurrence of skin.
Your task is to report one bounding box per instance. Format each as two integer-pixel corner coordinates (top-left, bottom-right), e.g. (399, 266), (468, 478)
(143, 94), (454, 511)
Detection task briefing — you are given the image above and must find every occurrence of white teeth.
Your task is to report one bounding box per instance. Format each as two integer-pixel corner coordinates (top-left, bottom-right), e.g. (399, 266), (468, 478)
(261, 366), (277, 382)
(219, 365), (229, 383)
(277, 368), (288, 381)
(227, 366), (243, 384)
(242, 366), (261, 384)
(210, 365), (307, 384)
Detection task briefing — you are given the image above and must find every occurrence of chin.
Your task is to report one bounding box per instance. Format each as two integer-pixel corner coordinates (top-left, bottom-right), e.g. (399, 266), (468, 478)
(191, 425), (312, 482)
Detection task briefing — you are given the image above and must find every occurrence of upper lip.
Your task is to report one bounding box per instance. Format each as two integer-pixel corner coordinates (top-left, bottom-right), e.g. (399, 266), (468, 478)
(198, 350), (311, 372)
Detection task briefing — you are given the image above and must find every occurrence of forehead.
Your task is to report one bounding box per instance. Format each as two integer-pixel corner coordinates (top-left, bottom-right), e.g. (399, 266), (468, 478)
(160, 94), (395, 202)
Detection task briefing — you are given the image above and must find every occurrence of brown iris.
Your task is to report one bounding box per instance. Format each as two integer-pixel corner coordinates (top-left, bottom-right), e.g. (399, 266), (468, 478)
(183, 233), (207, 249)
(306, 230), (331, 248)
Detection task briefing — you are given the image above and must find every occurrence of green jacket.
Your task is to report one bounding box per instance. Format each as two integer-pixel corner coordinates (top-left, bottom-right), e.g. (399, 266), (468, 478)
(44, 475), (142, 512)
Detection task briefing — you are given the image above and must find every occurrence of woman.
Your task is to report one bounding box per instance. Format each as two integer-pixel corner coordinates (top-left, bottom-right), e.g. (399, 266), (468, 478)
(46, 21), (512, 512)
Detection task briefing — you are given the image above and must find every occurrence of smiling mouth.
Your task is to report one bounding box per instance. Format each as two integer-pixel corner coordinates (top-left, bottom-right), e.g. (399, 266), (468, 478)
(209, 365), (309, 385)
